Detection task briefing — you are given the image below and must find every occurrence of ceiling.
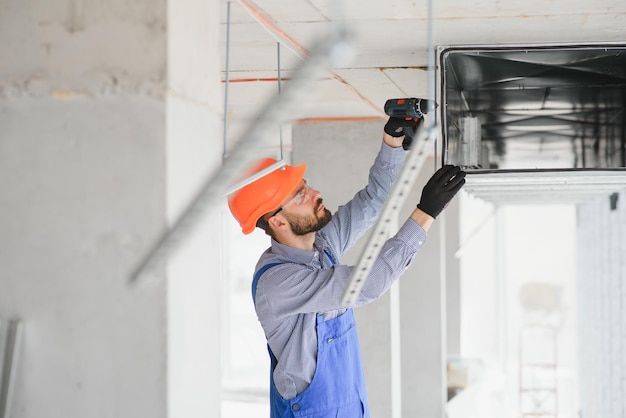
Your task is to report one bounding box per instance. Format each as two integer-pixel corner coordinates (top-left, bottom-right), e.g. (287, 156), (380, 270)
(219, 0), (626, 204)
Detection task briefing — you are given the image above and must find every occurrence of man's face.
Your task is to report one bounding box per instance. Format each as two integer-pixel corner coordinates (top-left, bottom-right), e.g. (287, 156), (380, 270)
(279, 180), (332, 235)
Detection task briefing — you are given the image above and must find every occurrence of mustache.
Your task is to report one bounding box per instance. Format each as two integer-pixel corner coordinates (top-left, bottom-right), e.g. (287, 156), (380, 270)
(314, 198), (324, 211)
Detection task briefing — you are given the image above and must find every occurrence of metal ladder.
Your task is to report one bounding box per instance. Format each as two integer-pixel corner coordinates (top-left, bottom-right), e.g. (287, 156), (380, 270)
(519, 324), (558, 417)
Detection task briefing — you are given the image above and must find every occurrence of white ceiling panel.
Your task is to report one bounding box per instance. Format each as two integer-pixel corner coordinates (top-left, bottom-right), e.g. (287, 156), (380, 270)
(332, 68), (421, 115)
(235, 0), (327, 22)
(309, 0), (430, 21)
(220, 21), (305, 72)
(375, 68), (430, 98)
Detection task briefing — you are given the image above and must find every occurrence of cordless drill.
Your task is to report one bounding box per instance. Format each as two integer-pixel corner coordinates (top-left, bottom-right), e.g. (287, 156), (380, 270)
(384, 98), (432, 120)
(384, 98), (432, 149)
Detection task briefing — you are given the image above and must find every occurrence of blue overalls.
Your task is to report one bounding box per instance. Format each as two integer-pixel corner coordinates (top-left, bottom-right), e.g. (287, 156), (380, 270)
(252, 261), (370, 418)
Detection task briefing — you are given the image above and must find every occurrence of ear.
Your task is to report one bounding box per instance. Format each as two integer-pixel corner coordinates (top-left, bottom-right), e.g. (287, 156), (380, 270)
(268, 215), (288, 231)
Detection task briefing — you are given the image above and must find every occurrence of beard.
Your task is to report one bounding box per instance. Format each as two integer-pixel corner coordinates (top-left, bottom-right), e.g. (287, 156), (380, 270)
(283, 198), (332, 236)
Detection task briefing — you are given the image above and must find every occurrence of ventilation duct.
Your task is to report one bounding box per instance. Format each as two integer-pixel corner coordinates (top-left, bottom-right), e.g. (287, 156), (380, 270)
(438, 44), (626, 204)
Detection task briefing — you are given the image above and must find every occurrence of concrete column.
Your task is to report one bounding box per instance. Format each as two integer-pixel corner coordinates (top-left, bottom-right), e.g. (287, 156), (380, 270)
(166, 0), (222, 417)
(0, 2), (168, 417)
(0, 0), (222, 417)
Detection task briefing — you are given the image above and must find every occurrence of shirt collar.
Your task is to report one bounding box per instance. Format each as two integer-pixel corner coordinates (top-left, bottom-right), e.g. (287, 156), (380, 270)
(270, 237), (319, 265)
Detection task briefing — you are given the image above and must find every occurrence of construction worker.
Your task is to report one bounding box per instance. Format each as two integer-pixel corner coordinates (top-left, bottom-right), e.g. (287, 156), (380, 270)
(228, 115), (466, 418)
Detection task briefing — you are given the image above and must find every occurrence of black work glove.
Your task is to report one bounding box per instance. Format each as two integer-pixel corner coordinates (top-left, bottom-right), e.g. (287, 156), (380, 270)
(384, 117), (424, 150)
(417, 165), (466, 218)
(384, 117), (421, 137)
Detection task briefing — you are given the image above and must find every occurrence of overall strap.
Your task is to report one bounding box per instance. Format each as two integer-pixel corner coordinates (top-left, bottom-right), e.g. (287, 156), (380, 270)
(252, 262), (283, 304)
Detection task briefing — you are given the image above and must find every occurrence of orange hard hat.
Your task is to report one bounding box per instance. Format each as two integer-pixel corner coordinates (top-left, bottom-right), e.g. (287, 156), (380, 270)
(228, 158), (306, 234)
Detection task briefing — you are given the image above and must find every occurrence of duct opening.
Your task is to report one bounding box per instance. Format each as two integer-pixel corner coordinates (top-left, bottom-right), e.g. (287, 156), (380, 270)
(439, 44), (626, 171)
(437, 44), (626, 204)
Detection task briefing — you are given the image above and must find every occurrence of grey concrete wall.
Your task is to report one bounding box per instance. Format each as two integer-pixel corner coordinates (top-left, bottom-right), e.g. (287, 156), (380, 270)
(0, 0), (223, 417)
(0, 0), (169, 414)
(0, 0), (166, 99)
(0, 91), (167, 418)
(293, 121), (461, 418)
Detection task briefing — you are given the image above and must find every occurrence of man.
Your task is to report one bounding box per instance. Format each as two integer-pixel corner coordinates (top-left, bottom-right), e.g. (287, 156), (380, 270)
(228, 115), (466, 418)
